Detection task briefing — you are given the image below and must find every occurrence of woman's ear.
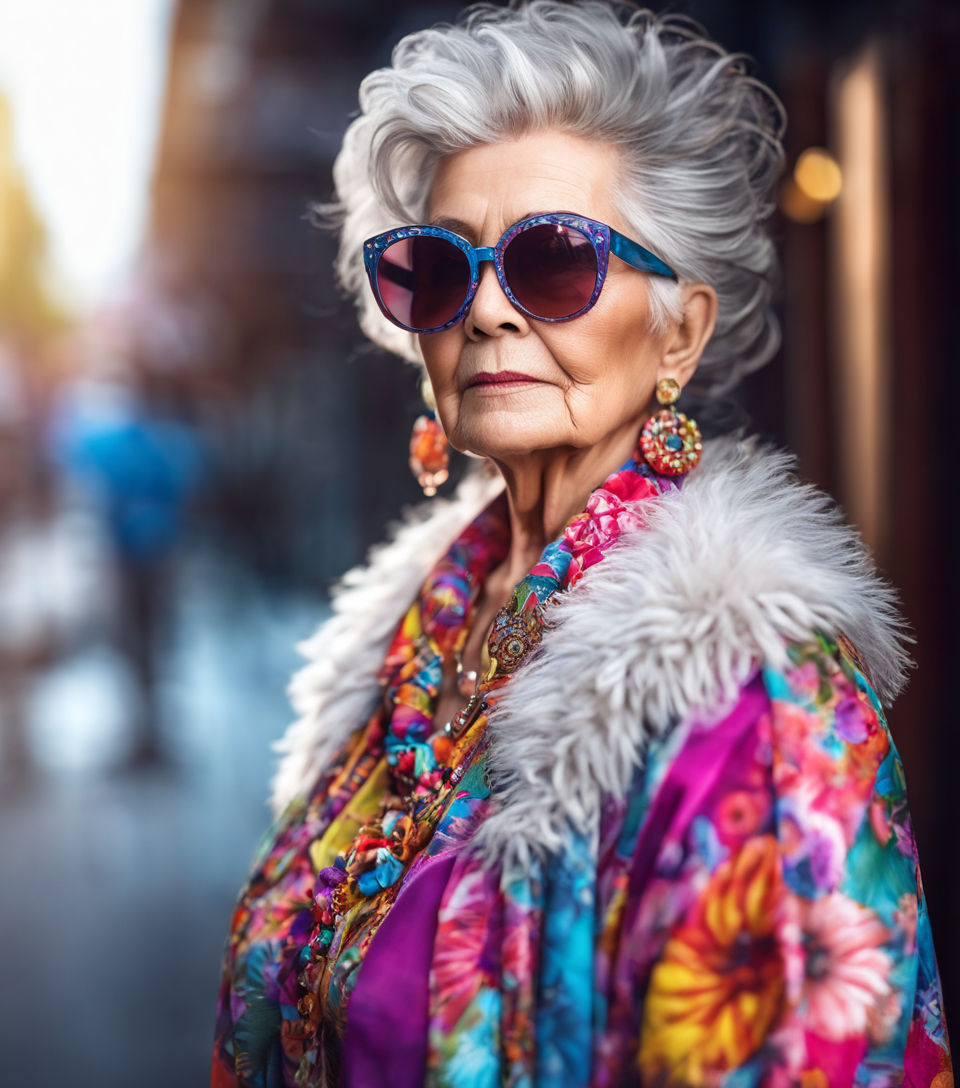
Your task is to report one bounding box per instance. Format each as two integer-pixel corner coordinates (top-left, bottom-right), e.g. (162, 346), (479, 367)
(658, 282), (718, 388)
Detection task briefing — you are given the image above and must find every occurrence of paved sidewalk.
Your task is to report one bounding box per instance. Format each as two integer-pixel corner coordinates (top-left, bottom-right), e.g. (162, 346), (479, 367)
(0, 557), (328, 1086)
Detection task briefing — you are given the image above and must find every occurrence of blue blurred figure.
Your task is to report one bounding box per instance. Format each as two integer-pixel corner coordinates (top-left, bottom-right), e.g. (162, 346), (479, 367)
(49, 371), (206, 764)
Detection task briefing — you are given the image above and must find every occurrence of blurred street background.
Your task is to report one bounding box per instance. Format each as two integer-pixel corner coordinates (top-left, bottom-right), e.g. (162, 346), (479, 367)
(0, 1), (957, 1083)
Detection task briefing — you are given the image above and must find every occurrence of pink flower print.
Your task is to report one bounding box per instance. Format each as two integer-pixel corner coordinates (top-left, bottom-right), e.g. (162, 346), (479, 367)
(603, 470), (660, 506)
(789, 659), (823, 700)
(778, 788), (847, 893)
(585, 488), (646, 540)
(562, 525), (606, 587)
(833, 693), (871, 744)
(432, 865), (499, 1032)
(770, 702), (836, 791)
(563, 487), (650, 587)
(501, 899), (538, 992)
(716, 789), (772, 845)
(800, 893), (893, 1041)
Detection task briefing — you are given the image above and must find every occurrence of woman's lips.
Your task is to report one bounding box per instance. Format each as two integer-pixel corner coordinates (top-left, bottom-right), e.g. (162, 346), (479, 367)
(465, 370), (541, 389)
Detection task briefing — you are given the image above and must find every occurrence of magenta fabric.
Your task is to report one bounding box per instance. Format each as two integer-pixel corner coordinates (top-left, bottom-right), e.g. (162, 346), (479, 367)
(340, 851), (458, 1087)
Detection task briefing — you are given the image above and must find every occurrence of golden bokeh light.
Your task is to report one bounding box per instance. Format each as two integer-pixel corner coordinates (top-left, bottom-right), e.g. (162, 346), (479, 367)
(779, 147), (844, 222)
(794, 147), (843, 203)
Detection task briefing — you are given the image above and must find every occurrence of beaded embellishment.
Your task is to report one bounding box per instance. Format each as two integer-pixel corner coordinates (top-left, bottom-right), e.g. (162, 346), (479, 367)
(639, 377), (703, 476)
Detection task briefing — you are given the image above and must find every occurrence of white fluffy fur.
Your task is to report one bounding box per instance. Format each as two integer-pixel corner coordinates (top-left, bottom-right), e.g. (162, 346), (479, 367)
(271, 438), (911, 871)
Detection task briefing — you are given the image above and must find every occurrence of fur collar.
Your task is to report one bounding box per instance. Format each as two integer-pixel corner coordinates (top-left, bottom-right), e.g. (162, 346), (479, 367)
(271, 437), (910, 868)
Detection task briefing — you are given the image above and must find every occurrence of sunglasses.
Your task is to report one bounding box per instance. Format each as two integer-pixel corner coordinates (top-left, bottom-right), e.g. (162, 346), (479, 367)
(362, 211), (678, 335)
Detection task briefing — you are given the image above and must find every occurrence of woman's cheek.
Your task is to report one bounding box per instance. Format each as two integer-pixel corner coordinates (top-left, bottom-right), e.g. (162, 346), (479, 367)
(438, 398), (462, 448)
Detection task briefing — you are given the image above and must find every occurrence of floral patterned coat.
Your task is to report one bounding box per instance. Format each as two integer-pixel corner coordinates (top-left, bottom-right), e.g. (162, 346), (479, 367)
(214, 438), (951, 1086)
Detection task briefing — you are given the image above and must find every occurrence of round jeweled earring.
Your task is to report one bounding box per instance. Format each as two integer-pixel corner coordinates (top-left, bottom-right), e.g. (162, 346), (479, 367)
(639, 377), (703, 476)
(409, 378), (449, 497)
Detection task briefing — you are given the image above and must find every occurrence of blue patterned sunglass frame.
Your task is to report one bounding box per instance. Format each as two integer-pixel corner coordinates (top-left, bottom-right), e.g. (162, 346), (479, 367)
(362, 211), (679, 334)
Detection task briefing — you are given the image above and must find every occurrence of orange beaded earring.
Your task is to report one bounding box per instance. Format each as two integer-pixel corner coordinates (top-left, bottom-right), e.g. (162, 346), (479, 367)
(639, 377), (703, 476)
(409, 378), (449, 497)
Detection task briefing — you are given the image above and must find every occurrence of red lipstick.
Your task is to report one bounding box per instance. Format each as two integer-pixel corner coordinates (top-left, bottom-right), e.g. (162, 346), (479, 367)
(466, 370), (540, 388)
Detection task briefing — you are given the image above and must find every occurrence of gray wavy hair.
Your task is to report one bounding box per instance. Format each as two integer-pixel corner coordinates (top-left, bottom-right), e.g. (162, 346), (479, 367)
(328, 0), (786, 397)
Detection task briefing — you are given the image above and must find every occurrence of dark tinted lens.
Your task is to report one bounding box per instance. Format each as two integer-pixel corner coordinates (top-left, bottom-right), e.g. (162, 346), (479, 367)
(503, 223), (598, 319)
(376, 236), (471, 330)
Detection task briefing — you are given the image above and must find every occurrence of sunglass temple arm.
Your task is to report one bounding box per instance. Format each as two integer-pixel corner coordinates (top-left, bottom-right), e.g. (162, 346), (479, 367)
(609, 230), (678, 282)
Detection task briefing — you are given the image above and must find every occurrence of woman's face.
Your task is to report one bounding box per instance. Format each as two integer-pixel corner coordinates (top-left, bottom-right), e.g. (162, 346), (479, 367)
(420, 130), (681, 463)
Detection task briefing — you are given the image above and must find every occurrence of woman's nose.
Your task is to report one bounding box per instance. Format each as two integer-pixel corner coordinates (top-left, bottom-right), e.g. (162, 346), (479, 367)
(463, 263), (530, 339)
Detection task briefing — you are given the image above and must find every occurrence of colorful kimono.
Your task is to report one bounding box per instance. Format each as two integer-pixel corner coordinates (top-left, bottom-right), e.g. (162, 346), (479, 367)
(212, 439), (951, 1086)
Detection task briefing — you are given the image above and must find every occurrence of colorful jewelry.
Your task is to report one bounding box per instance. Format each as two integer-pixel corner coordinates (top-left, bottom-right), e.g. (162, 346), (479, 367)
(409, 412), (449, 496)
(409, 380), (450, 497)
(639, 376), (703, 476)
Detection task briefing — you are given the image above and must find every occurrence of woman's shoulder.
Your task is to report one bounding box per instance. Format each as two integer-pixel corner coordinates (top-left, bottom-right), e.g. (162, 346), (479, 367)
(554, 433), (909, 709)
(629, 433), (910, 705)
(474, 436), (913, 867)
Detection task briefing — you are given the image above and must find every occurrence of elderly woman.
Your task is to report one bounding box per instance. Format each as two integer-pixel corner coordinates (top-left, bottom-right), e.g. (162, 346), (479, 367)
(212, 3), (951, 1086)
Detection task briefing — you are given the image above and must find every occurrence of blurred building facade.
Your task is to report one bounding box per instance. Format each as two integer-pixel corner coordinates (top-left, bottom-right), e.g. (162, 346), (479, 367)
(148, 0), (459, 591)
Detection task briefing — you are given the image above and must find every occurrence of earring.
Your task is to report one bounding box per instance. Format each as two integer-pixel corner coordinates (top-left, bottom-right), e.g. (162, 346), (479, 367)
(639, 377), (703, 476)
(409, 378), (449, 497)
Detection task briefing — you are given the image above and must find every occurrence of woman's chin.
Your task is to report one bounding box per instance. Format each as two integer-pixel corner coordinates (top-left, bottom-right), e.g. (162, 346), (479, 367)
(454, 424), (574, 463)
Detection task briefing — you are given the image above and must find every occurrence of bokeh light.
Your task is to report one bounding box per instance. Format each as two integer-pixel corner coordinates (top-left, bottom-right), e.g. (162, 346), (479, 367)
(795, 146), (844, 203)
(779, 146), (843, 223)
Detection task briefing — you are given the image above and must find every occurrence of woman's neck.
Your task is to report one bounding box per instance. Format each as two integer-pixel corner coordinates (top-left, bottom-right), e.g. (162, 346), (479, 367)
(487, 418), (642, 591)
